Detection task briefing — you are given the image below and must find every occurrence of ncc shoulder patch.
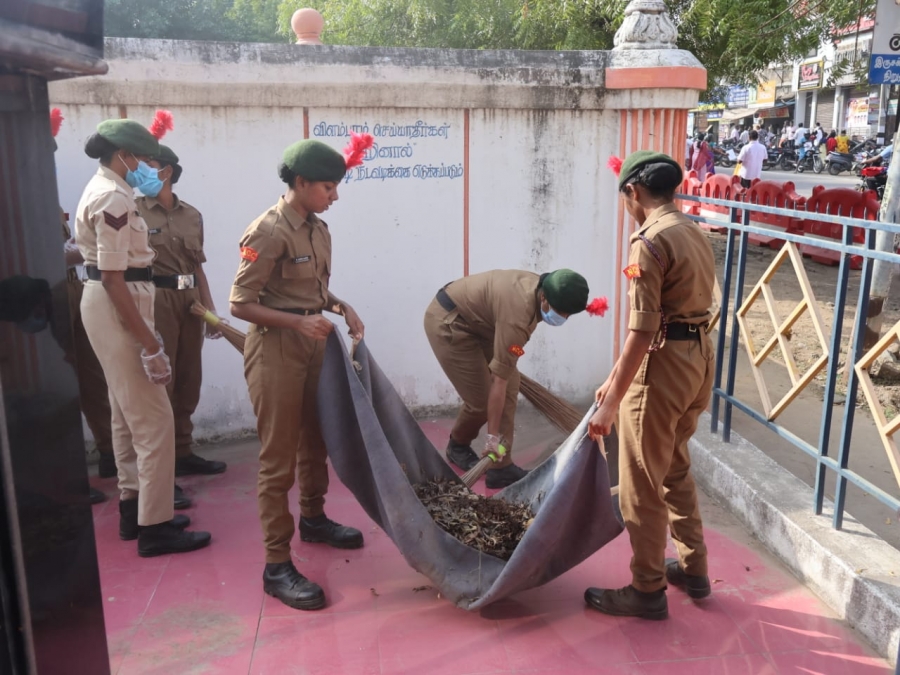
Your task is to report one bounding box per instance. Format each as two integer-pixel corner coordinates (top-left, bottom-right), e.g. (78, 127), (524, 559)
(624, 263), (642, 279)
(240, 246), (259, 262)
(102, 211), (128, 231)
(508, 344), (525, 357)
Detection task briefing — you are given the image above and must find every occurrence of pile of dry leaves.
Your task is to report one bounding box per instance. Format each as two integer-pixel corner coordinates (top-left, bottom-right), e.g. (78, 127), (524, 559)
(413, 480), (534, 560)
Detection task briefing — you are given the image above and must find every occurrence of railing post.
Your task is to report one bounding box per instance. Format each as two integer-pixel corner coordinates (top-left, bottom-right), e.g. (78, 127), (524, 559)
(710, 212), (736, 435)
(814, 216), (853, 516)
(722, 204), (750, 443)
(833, 226), (876, 530)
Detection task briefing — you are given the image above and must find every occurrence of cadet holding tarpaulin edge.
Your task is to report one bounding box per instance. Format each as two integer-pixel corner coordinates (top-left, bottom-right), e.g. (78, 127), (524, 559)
(584, 151), (715, 620)
(230, 132), (372, 611)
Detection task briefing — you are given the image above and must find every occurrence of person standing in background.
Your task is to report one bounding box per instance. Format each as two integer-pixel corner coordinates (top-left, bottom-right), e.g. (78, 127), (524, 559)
(137, 127), (228, 478)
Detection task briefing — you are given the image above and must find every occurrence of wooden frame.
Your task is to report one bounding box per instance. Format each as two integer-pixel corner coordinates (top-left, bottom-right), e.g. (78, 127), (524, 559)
(855, 322), (900, 491)
(735, 242), (830, 421)
(707, 277), (723, 334)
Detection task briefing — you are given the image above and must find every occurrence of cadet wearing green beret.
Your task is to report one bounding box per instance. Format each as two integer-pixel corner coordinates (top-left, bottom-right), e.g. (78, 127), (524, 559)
(76, 118), (211, 557)
(424, 268), (598, 488)
(585, 150), (715, 619)
(138, 144), (227, 478)
(230, 135), (371, 611)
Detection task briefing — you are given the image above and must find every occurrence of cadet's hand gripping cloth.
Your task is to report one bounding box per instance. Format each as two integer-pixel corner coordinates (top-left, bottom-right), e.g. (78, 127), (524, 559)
(316, 333), (624, 610)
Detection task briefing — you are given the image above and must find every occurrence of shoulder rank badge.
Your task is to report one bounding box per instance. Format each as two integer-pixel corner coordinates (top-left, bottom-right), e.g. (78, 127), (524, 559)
(240, 246), (259, 262)
(623, 263), (642, 279)
(508, 345), (525, 357)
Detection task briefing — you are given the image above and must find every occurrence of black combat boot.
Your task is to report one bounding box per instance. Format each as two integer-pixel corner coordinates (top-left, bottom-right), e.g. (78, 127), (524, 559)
(445, 438), (478, 471)
(90, 487), (107, 505)
(174, 484), (192, 510)
(299, 515), (364, 549)
(485, 463), (529, 489)
(584, 585), (668, 620)
(137, 522), (211, 557)
(263, 561), (325, 611)
(665, 558), (711, 599)
(175, 453), (227, 476)
(119, 499), (191, 541)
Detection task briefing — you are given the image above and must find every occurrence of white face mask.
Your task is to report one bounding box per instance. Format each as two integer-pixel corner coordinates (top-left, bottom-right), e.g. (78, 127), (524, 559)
(541, 306), (567, 327)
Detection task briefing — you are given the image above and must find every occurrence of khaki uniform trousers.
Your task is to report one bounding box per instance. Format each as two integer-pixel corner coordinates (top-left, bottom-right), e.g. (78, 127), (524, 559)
(245, 325), (329, 564)
(64, 279), (114, 458)
(423, 298), (518, 467)
(619, 332), (714, 593)
(154, 287), (203, 459)
(81, 281), (175, 526)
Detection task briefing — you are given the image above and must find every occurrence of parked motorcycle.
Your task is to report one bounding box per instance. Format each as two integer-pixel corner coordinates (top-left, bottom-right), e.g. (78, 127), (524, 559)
(828, 140), (874, 175)
(762, 146), (782, 171)
(860, 166), (887, 200)
(794, 142), (824, 173)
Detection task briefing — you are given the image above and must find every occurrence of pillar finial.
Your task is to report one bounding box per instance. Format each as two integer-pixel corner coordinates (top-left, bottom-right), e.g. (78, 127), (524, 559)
(291, 8), (325, 45)
(613, 0), (678, 51)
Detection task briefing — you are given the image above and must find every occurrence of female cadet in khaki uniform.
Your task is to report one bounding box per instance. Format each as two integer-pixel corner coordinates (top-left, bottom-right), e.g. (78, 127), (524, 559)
(230, 137), (369, 611)
(76, 119), (210, 557)
(138, 143), (228, 478)
(584, 151), (715, 620)
(424, 269), (598, 489)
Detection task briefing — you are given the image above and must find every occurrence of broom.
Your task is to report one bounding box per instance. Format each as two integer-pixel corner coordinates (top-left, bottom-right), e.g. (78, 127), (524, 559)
(519, 374), (583, 435)
(190, 301), (246, 352)
(460, 441), (508, 488)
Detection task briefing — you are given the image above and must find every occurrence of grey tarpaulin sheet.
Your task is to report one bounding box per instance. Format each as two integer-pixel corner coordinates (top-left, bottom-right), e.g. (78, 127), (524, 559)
(317, 333), (624, 610)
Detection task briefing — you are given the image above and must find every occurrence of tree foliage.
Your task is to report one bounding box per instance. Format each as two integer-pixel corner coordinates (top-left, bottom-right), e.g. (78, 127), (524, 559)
(274, 0), (876, 92)
(105, 0), (876, 92)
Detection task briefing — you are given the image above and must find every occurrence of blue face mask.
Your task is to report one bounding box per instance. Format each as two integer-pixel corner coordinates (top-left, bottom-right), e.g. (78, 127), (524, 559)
(121, 154), (165, 197)
(541, 306), (567, 327)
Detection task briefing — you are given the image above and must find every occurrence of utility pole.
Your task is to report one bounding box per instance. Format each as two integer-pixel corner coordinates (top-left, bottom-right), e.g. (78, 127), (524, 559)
(864, 128), (900, 351)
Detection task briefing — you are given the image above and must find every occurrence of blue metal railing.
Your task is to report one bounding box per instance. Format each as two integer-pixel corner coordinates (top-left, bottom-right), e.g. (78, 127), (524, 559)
(677, 192), (900, 530)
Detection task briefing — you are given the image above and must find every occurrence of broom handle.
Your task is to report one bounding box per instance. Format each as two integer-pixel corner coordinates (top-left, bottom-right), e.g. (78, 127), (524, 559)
(461, 443), (507, 488)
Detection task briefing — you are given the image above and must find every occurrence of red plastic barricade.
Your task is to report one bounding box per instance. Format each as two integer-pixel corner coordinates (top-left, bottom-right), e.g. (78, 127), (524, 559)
(742, 180), (807, 249)
(679, 170), (702, 217)
(798, 186), (880, 269)
(698, 174), (744, 233)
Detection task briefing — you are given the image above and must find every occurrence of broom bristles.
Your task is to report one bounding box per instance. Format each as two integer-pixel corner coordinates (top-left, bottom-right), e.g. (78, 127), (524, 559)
(461, 455), (496, 488)
(519, 374), (582, 434)
(190, 301), (246, 354)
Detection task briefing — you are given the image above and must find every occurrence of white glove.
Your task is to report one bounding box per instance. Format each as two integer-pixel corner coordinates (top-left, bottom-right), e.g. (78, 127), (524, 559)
(204, 314), (228, 340)
(64, 238), (79, 254)
(483, 434), (502, 461)
(141, 345), (172, 385)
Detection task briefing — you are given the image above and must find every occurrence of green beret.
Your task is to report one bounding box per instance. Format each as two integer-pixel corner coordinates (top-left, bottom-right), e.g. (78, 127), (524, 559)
(153, 144), (179, 165)
(618, 150), (683, 190)
(282, 140), (347, 182)
(96, 119), (159, 157)
(542, 269), (589, 315)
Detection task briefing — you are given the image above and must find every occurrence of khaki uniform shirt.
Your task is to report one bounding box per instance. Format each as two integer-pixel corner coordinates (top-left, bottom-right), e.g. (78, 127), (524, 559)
(75, 166), (155, 271)
(444, 270), (540, 380)
(230, 197), (332, 311)
(136, 195), (207, 276)
(627, 203), (714, 333)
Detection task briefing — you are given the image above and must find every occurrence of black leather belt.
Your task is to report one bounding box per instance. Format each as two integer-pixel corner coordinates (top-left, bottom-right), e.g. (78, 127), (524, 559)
(85, 266), (152, 282)
(153, 274), (197, 290)
(666, 322), (707, 341)
(281, 308), (323, 316)
(436, 287), (456, 312)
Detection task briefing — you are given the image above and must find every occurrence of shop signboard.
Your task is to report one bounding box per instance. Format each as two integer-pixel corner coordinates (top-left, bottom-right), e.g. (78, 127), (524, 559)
(847, 97), (870, 127)
(756, 80), (777, 105)
(798, 61), (824, 90)
(869, 0), (900, 84)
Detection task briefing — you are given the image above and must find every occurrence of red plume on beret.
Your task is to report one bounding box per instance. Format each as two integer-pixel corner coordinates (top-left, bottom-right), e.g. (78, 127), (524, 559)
(343, 132), (374, 169)
(149, 110), (174, 140)
(50, 108), (64, 137)
(607, 156), (623, 177)
(586, 296), (609, 318)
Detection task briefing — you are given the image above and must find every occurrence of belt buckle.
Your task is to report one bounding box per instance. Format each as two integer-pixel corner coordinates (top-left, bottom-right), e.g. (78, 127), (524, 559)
(177, 274), (195, 290)
(688, 324), (698, 333)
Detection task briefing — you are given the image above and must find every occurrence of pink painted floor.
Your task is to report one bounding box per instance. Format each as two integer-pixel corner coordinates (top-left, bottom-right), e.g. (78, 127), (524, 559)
(90, 420), (893, 675)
